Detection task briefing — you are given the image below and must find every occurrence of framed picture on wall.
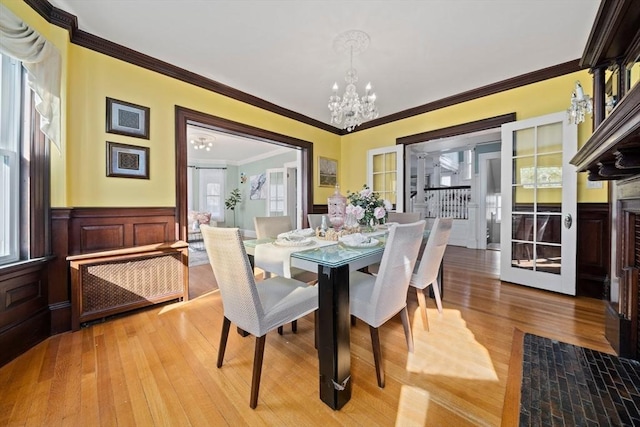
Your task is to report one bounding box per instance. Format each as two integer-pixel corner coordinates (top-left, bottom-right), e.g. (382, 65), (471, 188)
(249, 173), (267, 200)
(106, 97), (150, 139)
(106, 142), (150, 179)
(318, 157), (338, 187)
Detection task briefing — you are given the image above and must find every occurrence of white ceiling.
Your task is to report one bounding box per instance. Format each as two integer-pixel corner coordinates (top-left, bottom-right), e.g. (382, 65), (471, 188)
(48, 0), (600, 129)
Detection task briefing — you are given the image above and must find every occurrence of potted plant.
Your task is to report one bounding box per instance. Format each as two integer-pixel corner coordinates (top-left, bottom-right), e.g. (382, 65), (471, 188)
(225, 188), (242, 227)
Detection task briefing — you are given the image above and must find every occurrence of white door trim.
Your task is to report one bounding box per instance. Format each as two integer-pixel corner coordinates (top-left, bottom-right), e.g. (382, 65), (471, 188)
(477, 151), (501, 250)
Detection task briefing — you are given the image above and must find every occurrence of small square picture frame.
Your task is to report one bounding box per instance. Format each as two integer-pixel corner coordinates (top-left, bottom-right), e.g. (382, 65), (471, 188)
(318, 156), (338, 187)
(106, 141), (150, 179)
(106, 97), (150, 139)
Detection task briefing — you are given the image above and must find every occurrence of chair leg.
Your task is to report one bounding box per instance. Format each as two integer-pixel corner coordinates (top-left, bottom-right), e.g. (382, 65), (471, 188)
(250, 335), (267, 409)
(278, 321), (296, 335)
(400, 307), (414, 353)
(217, 317), (231, 368)
(369, 326), (385, 388)
(416, 287), (430, 331)
(432, 279), (443, 313)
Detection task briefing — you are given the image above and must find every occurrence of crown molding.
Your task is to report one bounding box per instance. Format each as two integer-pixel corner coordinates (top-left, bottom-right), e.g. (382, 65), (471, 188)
(24, 0), (340, 135)
(353, 60), (582, 133)
(26, 0), (585, 136)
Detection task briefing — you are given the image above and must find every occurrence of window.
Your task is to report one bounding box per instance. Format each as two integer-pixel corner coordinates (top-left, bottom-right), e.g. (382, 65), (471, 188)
(0, 54), (23, 265)
(0, 53), (49, 267)
(367, 145), (404, 211)
(198, 168), (225, 222)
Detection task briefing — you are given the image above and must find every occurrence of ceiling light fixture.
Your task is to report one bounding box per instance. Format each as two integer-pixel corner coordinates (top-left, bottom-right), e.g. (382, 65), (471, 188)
(566, 81), (592, 125)
(190, 136), (213, 151)
(328, 30), (379, 132)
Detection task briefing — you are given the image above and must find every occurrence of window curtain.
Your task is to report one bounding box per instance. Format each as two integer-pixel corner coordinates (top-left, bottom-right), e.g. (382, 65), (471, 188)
(0, 4), (61, 152)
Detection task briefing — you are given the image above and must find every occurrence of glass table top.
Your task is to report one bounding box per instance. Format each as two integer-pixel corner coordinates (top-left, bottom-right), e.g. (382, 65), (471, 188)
(244, 228), (429, 269)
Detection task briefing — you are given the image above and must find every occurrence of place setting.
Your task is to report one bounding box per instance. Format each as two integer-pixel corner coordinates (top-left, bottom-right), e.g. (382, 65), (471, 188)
(274, 228), (317, 247)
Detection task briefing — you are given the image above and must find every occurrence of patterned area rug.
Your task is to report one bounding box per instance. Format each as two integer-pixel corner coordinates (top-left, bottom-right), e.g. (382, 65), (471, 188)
(520, 333), (640, 426)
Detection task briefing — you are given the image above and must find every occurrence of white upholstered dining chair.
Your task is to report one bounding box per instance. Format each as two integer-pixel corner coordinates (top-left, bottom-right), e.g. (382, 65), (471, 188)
(200, 225), (318, 408)
(410, 217), (453, 331)
(253, 215), (293, 239)
(387, 211), (421, 224)
(349, 220), (426, 388)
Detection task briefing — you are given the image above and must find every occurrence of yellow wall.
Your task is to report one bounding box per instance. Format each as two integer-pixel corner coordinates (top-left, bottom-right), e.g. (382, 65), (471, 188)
(340, 72), (607, 203)
(5, 0), (606, 207)
(65, 45), (339, 207)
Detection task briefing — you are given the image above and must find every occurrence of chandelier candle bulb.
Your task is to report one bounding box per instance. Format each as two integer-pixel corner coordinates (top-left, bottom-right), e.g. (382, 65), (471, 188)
(575, 81), (585, 101)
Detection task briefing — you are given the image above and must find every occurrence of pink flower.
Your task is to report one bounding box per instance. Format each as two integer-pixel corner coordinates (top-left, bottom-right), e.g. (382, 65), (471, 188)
(359, 188), (373, 198)
(374, 207), (386, 219)
(352, 205), (365, 220)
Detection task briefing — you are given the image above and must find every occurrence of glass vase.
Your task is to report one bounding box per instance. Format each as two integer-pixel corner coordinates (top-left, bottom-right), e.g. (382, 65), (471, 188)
(327, 185), (347, 230)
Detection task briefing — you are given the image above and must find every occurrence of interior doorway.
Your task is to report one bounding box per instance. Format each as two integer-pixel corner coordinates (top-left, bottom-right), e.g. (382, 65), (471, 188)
(478, 152), (501, 250)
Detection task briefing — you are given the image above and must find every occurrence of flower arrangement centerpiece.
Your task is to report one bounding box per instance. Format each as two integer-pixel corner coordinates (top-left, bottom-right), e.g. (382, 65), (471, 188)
(346, 185), (392, 231)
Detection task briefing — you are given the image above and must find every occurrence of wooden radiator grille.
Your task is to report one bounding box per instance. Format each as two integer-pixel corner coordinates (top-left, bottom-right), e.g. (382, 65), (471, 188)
(68, 241), (188, 330)
(81, 252), (183, 314)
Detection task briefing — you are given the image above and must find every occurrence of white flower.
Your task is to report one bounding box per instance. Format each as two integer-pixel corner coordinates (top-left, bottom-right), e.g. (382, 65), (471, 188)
(383, 199), (393, 211)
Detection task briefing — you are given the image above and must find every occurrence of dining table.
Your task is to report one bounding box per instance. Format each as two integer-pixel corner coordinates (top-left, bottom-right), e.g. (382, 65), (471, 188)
(243, 227), (440, 410)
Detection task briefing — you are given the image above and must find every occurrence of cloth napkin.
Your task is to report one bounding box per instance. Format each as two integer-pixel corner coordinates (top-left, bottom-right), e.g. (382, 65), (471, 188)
(254, 237), (336, 278)
(277, 228), (315, 239)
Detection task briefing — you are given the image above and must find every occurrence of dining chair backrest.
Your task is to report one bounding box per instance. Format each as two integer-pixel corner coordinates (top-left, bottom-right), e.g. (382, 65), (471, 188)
(371, 220), (426, 325)
(200, 225), (263, 334)
(307, 214), (327, 230)
(254, 216), (292, 239)
(387, 212), (421, 224)
(414, 218), (453, 287)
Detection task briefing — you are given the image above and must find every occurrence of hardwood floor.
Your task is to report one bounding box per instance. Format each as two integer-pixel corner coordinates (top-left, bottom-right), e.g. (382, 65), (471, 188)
(0, 247), (612, 426)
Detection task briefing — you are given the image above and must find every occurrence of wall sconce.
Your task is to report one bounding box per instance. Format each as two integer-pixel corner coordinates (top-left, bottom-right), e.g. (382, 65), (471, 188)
(566, 81), (593, 125)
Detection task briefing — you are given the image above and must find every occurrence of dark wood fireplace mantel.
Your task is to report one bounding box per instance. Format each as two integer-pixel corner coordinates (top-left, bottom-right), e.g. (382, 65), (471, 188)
(570, 0), (640, 359)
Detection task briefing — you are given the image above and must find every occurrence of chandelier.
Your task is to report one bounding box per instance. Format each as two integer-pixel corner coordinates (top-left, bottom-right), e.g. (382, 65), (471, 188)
(566, 81), (592, 124)
(328, 30), (379, 132)
(190, 136), (213, 151)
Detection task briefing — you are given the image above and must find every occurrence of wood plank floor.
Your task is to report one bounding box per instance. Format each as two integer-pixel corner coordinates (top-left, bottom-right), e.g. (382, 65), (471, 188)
(0, 247), (613, 426)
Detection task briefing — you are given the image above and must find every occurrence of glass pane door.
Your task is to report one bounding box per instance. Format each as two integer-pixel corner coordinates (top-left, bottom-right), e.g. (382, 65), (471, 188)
(500, 112), (577, 295)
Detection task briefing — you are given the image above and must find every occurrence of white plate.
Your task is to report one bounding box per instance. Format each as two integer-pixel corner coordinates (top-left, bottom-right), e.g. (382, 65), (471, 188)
(339, 237), (380, 248)
(273, 238), (315, 247)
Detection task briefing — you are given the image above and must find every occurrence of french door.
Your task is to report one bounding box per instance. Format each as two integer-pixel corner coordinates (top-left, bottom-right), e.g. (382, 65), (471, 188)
(367, 145), (404, 211)
(500, 112), (577, 295)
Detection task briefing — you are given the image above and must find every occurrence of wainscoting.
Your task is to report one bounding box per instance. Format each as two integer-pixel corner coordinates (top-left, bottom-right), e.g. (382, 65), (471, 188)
(0, 207), (178, 366)
(577, 203), (610, 299)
